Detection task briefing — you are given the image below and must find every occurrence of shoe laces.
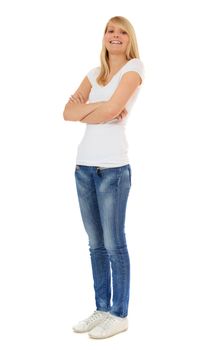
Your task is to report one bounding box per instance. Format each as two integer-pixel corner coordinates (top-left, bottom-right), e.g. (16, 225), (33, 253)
(85, 311), (104, 325)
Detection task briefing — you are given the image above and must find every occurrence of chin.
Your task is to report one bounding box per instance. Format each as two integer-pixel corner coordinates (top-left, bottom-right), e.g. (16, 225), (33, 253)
(108, 48), (126, 54)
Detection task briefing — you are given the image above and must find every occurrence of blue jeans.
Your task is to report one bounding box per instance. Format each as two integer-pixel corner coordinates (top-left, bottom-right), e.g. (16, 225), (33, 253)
(74, 164), (132, 318)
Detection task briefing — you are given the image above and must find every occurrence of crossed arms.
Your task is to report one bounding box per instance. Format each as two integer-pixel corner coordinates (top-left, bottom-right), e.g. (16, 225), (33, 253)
(63, 71), (141, 124)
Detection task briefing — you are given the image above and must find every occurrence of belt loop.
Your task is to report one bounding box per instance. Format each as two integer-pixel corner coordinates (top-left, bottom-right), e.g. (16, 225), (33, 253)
(96, 167), (101, 176)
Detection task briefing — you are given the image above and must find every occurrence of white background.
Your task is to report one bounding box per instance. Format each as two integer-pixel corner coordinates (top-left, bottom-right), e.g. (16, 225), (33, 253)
(0, 0), (223, 349)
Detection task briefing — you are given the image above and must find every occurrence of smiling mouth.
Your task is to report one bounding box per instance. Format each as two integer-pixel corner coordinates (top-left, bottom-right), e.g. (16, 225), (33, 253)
(109, 40), (122, 45)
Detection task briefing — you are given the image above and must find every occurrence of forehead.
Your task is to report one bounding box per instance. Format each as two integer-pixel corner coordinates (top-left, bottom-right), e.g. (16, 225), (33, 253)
(107, 22), (125, 30)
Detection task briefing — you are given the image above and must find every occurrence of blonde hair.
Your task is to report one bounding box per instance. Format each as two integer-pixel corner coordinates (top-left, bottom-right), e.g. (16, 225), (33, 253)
(97, 16), (140, 86)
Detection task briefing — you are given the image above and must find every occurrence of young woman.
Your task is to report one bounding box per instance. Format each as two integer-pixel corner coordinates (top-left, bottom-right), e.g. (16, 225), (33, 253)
(63, 16), (144, 339)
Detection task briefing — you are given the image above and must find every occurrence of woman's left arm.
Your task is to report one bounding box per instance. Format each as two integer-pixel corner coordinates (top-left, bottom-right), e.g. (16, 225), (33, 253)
(79, 71), (142, 124)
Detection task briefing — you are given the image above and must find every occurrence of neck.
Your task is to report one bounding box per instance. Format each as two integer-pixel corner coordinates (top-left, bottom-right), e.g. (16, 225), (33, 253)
(108, 54), (128, 72)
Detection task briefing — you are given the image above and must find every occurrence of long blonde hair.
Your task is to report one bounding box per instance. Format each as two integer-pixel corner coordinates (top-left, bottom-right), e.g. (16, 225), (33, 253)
(97, 16), (140, 86)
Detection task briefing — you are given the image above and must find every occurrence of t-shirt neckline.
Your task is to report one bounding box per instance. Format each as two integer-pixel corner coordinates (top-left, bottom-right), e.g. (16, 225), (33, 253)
(96, 58), (136, 88)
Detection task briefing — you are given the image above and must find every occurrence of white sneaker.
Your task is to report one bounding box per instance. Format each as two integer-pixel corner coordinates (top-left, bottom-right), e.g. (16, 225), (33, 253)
(88, 314), (128, 339)
(72, 310), (108, 333)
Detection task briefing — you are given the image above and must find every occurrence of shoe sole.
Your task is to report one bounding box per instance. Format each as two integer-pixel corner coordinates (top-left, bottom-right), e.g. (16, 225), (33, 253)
(88, 326), (128, 339)
(72, 328), (89, 333)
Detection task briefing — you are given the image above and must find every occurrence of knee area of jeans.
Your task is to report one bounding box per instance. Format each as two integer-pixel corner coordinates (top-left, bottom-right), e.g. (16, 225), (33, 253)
(89, 245), (107, 253)
(105, 245), (129, 255)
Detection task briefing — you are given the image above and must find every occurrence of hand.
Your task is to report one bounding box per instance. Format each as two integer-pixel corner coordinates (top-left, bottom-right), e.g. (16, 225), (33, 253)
(68, 91), (85, 104)
(116, 108), (128, 121)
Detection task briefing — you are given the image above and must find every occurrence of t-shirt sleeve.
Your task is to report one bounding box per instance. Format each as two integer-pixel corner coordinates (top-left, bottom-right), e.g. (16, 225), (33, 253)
(120, 58), (144, 83)
(86, 67), (99, 86)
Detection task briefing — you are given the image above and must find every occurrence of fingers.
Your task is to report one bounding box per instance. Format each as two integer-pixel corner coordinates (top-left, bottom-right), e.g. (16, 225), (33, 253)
(69, 95), (81, 103)
(77, 91), (85, 103)
(69, 91), (85, 104)
(116, 114), (124, 121)
(116, 108), (128, 121)
(69, 96), (79, 103)
(122, 108), (128, 116)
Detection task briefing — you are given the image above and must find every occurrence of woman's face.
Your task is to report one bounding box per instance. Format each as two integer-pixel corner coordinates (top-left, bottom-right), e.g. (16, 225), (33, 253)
(104, 22), (129, 56)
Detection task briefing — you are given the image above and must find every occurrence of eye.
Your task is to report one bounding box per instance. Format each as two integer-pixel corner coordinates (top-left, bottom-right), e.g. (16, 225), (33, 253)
(107, 30), (113, 33)
(121, 31), (127, 35)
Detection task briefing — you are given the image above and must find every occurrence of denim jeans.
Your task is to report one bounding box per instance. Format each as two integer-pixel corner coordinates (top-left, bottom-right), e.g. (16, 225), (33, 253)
(74, 164), (131, 318)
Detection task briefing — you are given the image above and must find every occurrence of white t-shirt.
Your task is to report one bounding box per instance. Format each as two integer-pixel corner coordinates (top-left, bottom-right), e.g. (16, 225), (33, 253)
(76, 58), (144, 167)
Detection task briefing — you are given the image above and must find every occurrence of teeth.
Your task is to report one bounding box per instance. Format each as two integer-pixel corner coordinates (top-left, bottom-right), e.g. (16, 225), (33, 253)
(110, 40), (122, 44)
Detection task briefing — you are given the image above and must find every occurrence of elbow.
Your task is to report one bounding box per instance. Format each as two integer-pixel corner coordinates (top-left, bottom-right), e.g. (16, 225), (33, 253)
(63, 105), (70, 121)
(104, 103), (121, 121)
(63, 109), (68, 120)
(63, 107), (78, 122)
(63, 112), (71, 121)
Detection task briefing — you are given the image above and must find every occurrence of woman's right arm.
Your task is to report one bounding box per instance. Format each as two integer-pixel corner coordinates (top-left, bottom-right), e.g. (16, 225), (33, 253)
(63, 76), (105, 121)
